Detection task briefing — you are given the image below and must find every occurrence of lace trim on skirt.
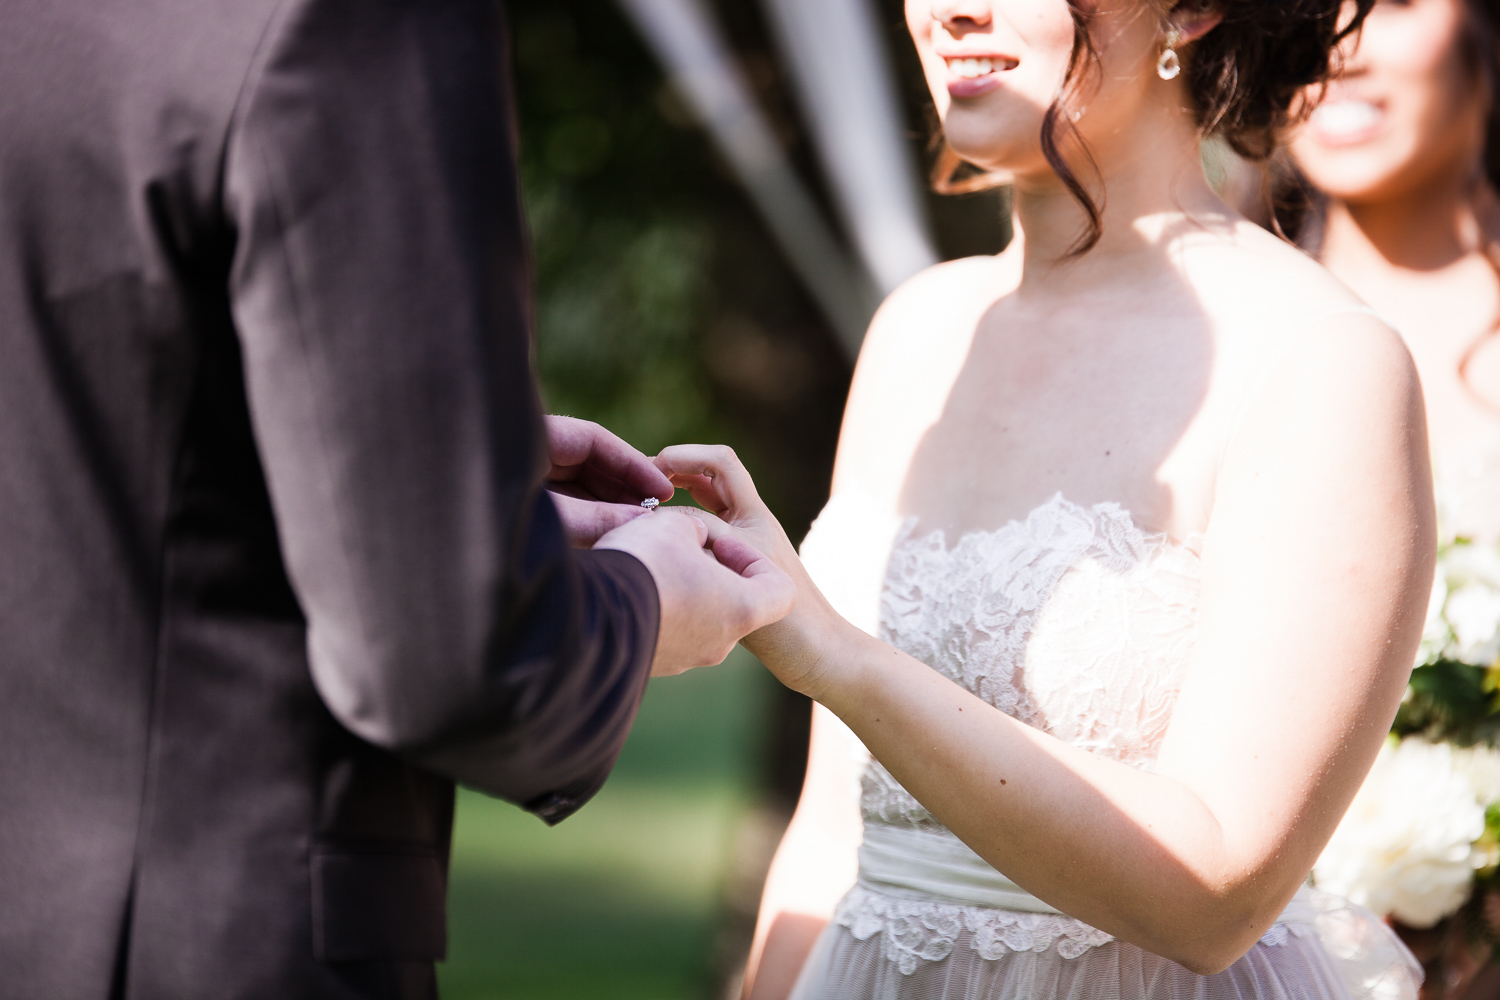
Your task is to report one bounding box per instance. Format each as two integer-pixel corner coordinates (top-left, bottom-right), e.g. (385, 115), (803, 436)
(836, 883), (1117, 973)
(826, 883), (1419, 1000)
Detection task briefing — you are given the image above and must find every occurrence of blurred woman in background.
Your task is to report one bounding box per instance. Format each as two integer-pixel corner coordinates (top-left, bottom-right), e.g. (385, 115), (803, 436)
(1288, 0), (1500, 540)
(1284, 2), (1500, 995)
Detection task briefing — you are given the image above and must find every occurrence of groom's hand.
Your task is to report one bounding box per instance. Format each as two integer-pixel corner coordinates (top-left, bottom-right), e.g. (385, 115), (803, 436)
(545, 416), (674, 547)
(595, 508), (796, 676)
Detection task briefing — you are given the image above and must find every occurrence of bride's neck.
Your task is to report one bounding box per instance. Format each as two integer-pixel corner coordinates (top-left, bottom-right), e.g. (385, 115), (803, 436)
(1008, 116), (1226, 296)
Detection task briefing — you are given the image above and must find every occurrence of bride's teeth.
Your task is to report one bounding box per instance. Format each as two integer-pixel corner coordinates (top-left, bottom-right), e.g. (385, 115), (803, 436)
(948, 57), (997, 78)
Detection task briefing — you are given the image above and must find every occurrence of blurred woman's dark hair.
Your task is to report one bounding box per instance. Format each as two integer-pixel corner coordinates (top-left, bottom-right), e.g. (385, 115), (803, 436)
(1272, 0), (1500, 246)
(932, 0), (1375, 255)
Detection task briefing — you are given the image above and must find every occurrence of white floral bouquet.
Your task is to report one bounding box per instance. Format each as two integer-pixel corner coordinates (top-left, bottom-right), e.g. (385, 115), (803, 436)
(1416, 538), (1500, 673)
(1313, 537), (1500, 934)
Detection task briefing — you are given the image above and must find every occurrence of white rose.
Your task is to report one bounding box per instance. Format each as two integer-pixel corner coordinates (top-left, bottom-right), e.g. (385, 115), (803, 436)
(1444, 542), (1500, 591)
(1450, 744), (1500, 809)
(1444, 583), (1500, 665)
(1314, 738), (1485, 928)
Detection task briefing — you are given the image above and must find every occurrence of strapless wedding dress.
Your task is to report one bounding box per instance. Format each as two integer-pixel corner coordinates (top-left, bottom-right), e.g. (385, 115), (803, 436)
(789, 490), (1421, 1000)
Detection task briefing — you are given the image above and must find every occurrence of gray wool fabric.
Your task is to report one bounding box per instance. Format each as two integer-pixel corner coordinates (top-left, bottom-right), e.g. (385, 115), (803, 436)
(0, 0), (660, 996)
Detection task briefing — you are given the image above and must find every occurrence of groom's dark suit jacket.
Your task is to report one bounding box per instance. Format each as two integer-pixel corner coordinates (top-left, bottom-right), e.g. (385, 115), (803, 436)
(0, 0), (662, 997)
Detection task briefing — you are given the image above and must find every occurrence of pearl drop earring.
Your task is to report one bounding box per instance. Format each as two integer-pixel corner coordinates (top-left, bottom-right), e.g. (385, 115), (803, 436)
(1157, 28), (1183, 81)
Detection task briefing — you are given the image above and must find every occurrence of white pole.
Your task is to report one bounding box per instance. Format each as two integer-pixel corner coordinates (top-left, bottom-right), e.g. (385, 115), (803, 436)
(759, 0), (938, 295)
(617, 0), (880, 359)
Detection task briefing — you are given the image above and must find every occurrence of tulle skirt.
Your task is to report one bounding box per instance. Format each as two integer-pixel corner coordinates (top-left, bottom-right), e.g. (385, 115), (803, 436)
(787, 884), (1420, 1000)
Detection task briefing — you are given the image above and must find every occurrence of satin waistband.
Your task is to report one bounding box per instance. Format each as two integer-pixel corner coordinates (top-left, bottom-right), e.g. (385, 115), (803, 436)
(857, 824), (1318, 924)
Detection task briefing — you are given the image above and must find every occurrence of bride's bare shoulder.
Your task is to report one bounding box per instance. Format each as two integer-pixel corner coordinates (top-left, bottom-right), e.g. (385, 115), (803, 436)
(854, 253), (1013, 384)
(1201, 220), (1367, 325)
(831, 254), (1014, 496)
(1190, 219), (1409, 367)
(1198, 221), (1420, 453)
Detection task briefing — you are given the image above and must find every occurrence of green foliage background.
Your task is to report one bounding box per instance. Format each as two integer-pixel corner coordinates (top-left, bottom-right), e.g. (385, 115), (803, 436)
(439, 2), (852, 997)
(511, 0), (854, 535)
(436, 2), (1007, 996)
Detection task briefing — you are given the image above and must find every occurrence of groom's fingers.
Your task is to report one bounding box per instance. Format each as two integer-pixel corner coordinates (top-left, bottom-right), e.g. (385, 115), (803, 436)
(546, 416), (673, 502)
(545, 481), (595, 502)
(685, 506), (732, 540)
(713, 536), (796, 625)
(653, 505), (711, 548)
(549, 492), (649, 548)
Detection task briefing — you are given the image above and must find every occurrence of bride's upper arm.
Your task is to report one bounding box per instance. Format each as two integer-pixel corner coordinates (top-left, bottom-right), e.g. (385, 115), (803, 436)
(1155, 312), (1435, 882)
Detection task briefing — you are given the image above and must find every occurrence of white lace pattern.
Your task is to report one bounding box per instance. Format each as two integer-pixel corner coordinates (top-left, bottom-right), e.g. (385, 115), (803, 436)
(858, 495), (1200, 842)
(835, 884), (1116, 974)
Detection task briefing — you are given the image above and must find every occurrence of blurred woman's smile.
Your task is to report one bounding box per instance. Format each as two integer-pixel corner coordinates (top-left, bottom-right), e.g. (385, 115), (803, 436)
(1307, 97), (1386, 145)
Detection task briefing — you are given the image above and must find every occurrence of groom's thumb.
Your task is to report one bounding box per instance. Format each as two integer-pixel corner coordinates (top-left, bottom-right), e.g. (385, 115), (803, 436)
(712, 536), (795, 624)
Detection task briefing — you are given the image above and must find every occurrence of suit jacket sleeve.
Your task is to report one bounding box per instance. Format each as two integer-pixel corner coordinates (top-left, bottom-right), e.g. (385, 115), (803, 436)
(222, 0), (657, 823)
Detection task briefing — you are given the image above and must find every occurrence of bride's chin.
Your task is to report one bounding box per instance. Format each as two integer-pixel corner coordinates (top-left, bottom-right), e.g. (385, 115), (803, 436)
(941, 131), (1031, 177)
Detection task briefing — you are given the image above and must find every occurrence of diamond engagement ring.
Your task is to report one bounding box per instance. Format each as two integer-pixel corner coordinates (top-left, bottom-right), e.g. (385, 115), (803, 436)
(640, 497), (660, 510)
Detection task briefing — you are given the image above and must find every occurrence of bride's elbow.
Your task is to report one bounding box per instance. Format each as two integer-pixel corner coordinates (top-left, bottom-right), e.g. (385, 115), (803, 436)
(1168, 938), (1254, 978)
(1148, 890), (1287, 977)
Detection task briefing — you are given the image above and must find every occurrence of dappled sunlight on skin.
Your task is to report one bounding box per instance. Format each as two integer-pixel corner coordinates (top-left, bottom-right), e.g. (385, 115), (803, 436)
(896, 237), (1214, 544)
(885, 0), (1250, 543)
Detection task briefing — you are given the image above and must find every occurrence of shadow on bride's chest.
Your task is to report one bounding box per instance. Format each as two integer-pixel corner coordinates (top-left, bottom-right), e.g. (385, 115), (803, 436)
(897, 290), (1216, 539)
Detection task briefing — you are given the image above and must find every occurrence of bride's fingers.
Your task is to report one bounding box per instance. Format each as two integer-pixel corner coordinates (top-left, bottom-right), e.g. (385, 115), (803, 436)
(654, 445), (762, 514)
(663, 473), (719, 511)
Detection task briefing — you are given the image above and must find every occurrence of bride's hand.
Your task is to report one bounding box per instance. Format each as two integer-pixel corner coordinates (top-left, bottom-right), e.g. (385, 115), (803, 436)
(653, 445), (864, 697)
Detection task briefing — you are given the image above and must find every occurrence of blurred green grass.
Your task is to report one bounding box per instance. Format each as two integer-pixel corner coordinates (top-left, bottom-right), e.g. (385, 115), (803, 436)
(438, 648), (776, 1000)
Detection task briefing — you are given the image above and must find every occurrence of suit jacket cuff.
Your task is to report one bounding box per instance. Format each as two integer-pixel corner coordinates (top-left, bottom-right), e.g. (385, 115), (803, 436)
(522, 547), (659, 824)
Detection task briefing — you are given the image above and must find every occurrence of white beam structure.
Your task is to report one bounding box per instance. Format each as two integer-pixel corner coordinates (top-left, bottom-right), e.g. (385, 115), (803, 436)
(618, 0), (880, 359)
(759, 0), (938, 295)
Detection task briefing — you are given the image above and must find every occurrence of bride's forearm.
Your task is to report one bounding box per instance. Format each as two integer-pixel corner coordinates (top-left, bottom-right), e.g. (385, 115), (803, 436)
(806, 628), (1285, 975)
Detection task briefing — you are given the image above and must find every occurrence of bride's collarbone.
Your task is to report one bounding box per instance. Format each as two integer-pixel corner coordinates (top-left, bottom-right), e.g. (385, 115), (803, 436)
(857, 249), (1363, 541)
(884, 351), (1233, 544)
(897, 421), (1216, 545)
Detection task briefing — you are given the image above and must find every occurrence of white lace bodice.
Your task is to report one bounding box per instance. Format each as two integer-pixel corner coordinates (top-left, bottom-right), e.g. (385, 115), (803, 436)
(816, 492), (1203, 831)
(800, 491), (1205, 962)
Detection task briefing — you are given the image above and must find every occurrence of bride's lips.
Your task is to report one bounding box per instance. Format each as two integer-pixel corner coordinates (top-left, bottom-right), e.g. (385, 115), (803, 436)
(940, 54), (1019, 98)
(1307, 98), (1386, 146)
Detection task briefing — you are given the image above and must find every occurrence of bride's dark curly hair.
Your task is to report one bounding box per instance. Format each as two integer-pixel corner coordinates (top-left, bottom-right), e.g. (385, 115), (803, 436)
(934, 0), (1375, 255)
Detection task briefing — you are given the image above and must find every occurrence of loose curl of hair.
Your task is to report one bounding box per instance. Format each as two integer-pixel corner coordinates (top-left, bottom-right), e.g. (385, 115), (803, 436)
(934, 0), (1374, 256)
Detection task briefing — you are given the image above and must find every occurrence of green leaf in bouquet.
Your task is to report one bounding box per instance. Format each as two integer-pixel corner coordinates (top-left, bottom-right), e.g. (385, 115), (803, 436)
(1392, 660), (1500, 746)
(1476, 803), (1500, 882)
